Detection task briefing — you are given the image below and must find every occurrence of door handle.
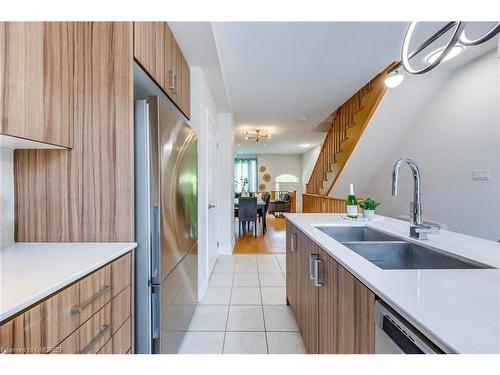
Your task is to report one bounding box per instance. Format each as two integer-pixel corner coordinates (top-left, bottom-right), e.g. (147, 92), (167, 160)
(309, 253), (316, 280)
(208, 204), (216, 209)
(314, 257), (324, 287)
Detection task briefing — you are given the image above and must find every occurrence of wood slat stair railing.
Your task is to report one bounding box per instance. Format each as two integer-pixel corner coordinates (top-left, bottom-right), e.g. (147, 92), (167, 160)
(305, 63), (395, 197)
(302, 193), (362, 214)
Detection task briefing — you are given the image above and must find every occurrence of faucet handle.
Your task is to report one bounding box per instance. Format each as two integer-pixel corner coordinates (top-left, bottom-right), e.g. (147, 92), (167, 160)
(410, 224), (439, 240)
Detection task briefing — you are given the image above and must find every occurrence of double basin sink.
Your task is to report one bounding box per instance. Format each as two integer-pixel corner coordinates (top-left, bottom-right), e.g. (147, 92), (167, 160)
(315, 226), (493, 270)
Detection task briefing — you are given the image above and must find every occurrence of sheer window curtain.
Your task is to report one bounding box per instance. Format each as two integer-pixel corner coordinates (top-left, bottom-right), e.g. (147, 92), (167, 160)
(234, 158), (257, 192)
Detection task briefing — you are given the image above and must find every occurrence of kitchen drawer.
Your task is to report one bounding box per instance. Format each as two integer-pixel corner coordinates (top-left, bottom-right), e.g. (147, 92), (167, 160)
(0, 252), (132, 354)
(54, 286), (130, 354)
(0, 282), (80, 353)
(98, 318), (132, 354)
(111, 253), (131, 297)
(56, 302), (112, 354)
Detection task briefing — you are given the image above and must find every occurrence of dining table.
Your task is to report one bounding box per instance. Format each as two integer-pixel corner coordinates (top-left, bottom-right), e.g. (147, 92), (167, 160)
(234, 197), (266, 208)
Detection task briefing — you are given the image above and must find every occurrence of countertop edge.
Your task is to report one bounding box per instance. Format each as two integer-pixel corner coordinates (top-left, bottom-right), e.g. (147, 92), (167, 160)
(0, 243), (137, 322)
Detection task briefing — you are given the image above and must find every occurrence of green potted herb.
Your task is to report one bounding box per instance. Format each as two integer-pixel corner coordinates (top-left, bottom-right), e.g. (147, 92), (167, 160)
(359, 198), (381, 219)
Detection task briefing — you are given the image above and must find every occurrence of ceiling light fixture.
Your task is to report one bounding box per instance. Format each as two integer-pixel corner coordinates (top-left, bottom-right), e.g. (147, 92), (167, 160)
(242, 129), (271, 143)
(384, 70), (404, 88)
(459, 22), (500, 46)
(300, 143), (311, 148)
(426, 45), (464, 64)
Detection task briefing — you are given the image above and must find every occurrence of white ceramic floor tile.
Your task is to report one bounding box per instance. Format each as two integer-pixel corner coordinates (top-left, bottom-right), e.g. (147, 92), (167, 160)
(223, 332), (268, 354)
(259, 272), (286, 287)
(266, 332), (306, 354)
(263, 306), (299, 332)
(178, 332), (225, 354)
(230, 287), (262, 305)
(213, 262), (235, 273)
(217, 255), (237, 263)
(226, 306), (265, 331)
(276, 254), (286, 263)
(208, 272), (233, 287)
(188, 305), (229, 331)
(236, 255), (257, 263)
(235, 262), (258, 273)
(200, 286), (232, 305)
(257, 255), (278, 263)
(258, 262), (281, 273)
(233, 273), (260, 287)
(261, 287), (287, 305)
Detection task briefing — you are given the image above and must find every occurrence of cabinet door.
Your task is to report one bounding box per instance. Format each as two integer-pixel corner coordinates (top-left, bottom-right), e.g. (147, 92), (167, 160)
(180, 54), (190, 118)
(297, 231), (319, 354)
(285, 221), (298, 316)
(0, 22), (73, 147)
(169, 37), (182, 107)
(134, 22), (166, 87)
(318, 248), (375, 353)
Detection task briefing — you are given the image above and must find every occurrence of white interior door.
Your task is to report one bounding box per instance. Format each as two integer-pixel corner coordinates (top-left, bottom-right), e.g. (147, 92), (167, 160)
(207, 114), (219, 271)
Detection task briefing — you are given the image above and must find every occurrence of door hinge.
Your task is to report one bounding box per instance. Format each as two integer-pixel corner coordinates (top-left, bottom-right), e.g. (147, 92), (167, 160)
(217, 241), (220, 247)
(216, 142), (219, 149)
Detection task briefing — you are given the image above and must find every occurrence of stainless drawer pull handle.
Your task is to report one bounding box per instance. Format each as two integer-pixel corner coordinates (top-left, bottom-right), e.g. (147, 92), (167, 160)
(309, 253), (315, 280)
(168, 70), (175, 90)
(71, 285), (110, 313)
(80, 324), (110, 354)
(314, 258), (324, 287)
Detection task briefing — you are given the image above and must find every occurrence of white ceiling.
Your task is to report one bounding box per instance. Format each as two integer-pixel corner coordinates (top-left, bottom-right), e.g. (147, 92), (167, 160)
(171, 22), (499, 155)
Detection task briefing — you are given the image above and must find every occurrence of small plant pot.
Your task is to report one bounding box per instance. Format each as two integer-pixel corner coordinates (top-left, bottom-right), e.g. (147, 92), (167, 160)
(363, 209), (375, 219)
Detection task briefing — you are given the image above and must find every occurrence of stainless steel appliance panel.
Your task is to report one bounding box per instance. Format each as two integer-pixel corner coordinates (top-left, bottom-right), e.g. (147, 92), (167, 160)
(156, 243), (198, 353)
(155, 95), (198, 281)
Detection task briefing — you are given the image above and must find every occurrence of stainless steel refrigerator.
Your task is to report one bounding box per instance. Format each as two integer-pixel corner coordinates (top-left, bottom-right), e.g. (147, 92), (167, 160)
(134, 95), (198, 354)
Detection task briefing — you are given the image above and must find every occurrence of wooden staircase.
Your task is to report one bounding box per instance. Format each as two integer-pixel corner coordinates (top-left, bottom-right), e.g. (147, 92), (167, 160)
(305, 64), (394, 197)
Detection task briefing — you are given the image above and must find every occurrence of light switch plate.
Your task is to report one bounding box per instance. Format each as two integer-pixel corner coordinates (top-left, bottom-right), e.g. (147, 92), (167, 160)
(472, 169), (491, 181)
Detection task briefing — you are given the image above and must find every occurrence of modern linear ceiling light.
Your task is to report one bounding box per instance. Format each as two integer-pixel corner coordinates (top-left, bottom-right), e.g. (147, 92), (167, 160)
(426, 45), (464, 64)
(399, 21), (500, 77)
(402, 21), (465, 75)
(459, 22), (500, 46)
(243, 129), (271, 142)
(384, 70), (404, 88)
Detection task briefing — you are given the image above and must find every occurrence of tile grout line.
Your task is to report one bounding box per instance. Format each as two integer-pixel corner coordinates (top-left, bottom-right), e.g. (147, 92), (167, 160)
(221, 258), (235, 354)
(257, 260), (270, 354)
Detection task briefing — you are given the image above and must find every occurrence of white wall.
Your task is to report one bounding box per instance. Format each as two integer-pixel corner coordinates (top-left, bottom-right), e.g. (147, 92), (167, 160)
(217, 113), (235, 254)
(0, 148), (14, 248)
(256, 154), (303, 210)
(301, 144), (321, 192)
(191, 67), (235, 300)
(365, 51), (500, 241)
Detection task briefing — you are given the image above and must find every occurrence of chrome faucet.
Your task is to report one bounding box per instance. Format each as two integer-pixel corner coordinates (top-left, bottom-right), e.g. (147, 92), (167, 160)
(391, 157), (438, 240)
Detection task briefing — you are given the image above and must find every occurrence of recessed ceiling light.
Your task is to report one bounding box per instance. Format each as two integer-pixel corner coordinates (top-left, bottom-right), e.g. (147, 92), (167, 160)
(384, 70), (404, 88)
(300, 143), (311, 148)
(299, 116), (308, 122)
(426, 45), (464, 64)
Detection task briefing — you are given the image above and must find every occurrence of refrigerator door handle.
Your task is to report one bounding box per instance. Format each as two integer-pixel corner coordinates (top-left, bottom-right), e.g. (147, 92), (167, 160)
(151, 205), (160, 285)
(151, 286), (160, 340)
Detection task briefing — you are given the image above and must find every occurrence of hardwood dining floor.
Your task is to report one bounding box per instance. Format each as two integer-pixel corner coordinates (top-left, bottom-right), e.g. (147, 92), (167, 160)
(233, 215), (286, 254)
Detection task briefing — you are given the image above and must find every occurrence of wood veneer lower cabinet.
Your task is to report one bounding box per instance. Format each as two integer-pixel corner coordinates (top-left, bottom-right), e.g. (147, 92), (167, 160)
(0, 252), (133, 354)
(286, 220), (298, 316)
(286, 223), (376, 354)
(318, 248), (375, 354)
(297, 231), (319, 354)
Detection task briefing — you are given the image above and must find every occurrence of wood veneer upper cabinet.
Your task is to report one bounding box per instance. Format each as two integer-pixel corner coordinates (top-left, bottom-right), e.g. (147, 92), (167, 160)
(318, 248), (375, 354)
(133, 22), (190, 118)
(297, 231), (319, 354)
(14, 22), (134, 242)
(0, 22), (73, 147)
(180, 54), (190, 118)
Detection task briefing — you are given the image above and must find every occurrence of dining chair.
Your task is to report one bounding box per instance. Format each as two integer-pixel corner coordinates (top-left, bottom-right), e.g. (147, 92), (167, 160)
(238, 197), (258, 237)
(258, 192), (271, 233)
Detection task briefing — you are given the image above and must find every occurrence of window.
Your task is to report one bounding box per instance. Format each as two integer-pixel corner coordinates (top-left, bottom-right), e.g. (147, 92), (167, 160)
(234, 158), (257, 192)
(275, 174), (299, 191)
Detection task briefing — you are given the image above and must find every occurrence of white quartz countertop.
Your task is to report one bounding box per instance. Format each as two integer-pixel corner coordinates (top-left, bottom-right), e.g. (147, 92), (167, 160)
(0, 242), (137, 322)
(284, 213), (500, 354)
